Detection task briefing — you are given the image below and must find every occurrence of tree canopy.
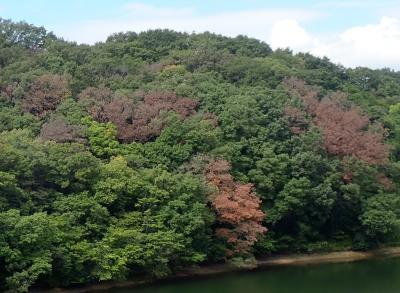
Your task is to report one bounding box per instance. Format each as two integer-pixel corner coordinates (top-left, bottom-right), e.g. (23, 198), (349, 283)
(1, 19), (400, 292)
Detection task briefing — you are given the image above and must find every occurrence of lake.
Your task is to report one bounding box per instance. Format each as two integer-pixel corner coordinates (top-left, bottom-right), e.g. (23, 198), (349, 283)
(110, 257), (400, 293)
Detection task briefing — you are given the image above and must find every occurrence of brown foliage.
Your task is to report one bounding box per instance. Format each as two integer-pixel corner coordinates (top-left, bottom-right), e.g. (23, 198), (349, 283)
(22, 74), (70, 117)
(22, 74), (70, 118)
(84, 90), (198, 142)
(342, 172), (353, 184)
(376, 174), (394, 191)
(77, 86), (114, 121)
(284, 77), (320, 112)
(284, 78), (389, 165)
(201, 112), (219, 128)
(139, 91), (198, 118)
(40, 117), (86, 143)
(144, 62), (164, 73)
(206, 159), (267, 255)
(284, 105), (308, 134)
(0, 83), (18, 103)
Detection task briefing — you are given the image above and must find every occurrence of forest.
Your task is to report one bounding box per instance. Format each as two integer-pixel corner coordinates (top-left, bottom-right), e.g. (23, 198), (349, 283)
(1, 18), (400, 292)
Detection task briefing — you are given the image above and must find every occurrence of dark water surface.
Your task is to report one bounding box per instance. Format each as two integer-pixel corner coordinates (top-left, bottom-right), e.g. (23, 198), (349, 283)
(110, 257), (400, 293)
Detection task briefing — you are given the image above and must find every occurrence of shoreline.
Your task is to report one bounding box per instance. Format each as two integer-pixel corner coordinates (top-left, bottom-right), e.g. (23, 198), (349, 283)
(33, 246), (400, 293)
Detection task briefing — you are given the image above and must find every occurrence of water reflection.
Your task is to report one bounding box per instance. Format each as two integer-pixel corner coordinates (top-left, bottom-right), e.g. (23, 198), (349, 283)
(111, 257), (400, 293)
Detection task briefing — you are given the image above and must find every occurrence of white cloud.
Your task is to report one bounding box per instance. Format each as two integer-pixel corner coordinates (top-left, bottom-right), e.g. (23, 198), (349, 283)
(51, 2), (400, 70)
(310, 17), (400, 69)
(377, 5), (400, 19)
(52, 3), (321, 44)
(254, 16), (400, 70)
(269, 19), (314, 50)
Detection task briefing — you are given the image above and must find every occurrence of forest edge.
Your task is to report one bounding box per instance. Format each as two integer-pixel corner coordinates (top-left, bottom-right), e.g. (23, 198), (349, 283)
(33, 246), (400, 293)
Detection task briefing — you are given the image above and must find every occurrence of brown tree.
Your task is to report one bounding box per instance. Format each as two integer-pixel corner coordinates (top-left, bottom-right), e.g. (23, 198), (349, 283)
(0, 82), (18, 103)
(77, 85), (114, 121)
(40, 117), (85, 143)
(284, 105), (308, 134)
(138, 91), (198, 119)
(84, 91), (198, 142)
(101, 97), (137, 141)
(284, 78), (389, 165)
(22, 74), (70, 118)
(376, 173), (394, 191)
(205, 159), (267, 255)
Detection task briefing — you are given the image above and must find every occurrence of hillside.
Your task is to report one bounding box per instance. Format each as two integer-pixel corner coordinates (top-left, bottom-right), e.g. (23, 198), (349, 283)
(1, 18), (400, 292)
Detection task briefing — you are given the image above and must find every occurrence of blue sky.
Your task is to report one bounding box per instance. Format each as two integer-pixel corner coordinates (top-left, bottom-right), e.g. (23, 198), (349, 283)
(0, 0), (389, 32)
(1, 0), (399, 69)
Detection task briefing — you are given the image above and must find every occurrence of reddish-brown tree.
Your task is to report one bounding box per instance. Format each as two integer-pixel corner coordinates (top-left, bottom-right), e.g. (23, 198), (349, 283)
(85, 91), (198, 142)
(77, 85), (114, 121)
(120, 91), (198, 142)
(376, 173), (394, 191)
(40, 117), (85, 143)
(284, 105), (308, 134)
(205, 159), (267, 255)
(22, 74), (70, 118)
(138, 91), (198, 119)
(0, 82), (18, 103)
(284, 78), (389, 165)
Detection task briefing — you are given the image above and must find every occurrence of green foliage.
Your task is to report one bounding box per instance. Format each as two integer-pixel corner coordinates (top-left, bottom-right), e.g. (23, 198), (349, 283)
(360, 194), (400, 242)
(0, 18), (55, 50)
(0, 105), (40, 133)
(1, 19), (400, 291)
(82, 117), (120, 158)
(384, 103), (400, 159)
(0, 210), (61, 292)
(0, 171), (26, 212)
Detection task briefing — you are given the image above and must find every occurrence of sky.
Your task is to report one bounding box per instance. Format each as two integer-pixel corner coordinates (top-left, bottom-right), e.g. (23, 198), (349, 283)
(0, 0), (400, 70)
